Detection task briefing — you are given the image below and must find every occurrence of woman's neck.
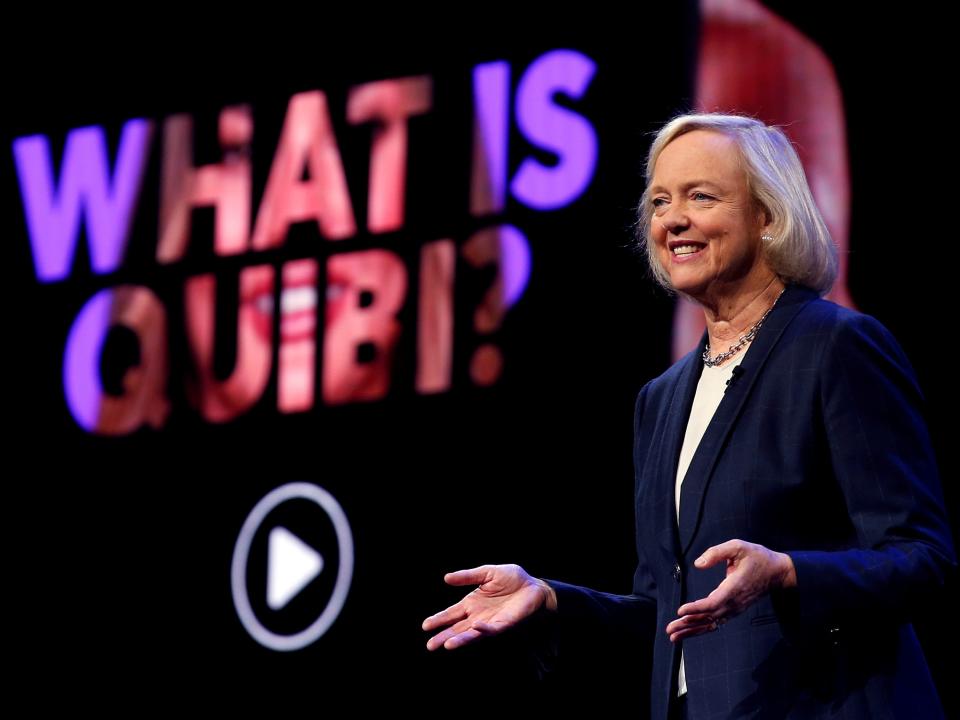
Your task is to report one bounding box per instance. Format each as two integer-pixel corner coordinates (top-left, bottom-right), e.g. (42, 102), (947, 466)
(703, 276), (786, 363)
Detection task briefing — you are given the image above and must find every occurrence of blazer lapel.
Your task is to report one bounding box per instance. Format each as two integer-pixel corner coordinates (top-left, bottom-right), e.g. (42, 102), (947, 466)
(675, 284), (818, 555)
(653, 345), (702, 560)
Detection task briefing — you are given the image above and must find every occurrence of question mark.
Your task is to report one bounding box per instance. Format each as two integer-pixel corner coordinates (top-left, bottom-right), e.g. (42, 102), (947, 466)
(461, 224), (531, 385)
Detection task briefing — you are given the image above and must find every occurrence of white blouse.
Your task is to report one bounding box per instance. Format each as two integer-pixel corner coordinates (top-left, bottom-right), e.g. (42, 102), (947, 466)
(675, 343), (751, 697)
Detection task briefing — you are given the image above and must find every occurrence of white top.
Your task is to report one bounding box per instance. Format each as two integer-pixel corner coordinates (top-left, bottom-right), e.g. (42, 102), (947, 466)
(675, 343), (751, 697)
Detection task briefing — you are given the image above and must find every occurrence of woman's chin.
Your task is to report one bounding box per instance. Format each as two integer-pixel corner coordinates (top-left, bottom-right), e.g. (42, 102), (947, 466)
(669, 274), (709, 301)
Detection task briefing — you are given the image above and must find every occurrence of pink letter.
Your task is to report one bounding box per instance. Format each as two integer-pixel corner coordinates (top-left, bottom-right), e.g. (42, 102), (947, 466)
(323, 249), (407, 405)
(416, 240), (455, 395)
(251, 91), (356, 249)
(157, 106), (253, 263)
(347, 76), (432, 233)
(184, 264), (275, 422)
(278, 258), (319, 414)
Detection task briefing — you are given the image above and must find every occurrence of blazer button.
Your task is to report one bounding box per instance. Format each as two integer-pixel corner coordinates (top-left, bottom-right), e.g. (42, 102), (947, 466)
(673, 563), (682, 582)
(829, 627), (841, 646)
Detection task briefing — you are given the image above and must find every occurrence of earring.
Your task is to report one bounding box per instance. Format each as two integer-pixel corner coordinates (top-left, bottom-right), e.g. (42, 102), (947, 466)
(761, 234), (774, 242)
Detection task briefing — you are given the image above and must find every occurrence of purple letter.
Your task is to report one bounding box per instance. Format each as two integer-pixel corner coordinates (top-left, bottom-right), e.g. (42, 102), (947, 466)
(13, 119), (153, 282)
(470, 60), (510, 216)
(64, 286), (169, 434)
(512, 49), (597, 210)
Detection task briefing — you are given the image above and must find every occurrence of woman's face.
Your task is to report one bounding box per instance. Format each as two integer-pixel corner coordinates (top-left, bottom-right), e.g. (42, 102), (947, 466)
(648, 130), (771, 304)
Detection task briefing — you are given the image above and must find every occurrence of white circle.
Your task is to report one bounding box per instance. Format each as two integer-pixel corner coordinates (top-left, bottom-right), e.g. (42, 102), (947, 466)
(231, 482), (353, 651)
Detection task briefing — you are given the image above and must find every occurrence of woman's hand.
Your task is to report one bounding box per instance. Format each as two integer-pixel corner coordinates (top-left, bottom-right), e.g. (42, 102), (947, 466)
(666, 539), (796, 642)
(422, 564), (557, 651)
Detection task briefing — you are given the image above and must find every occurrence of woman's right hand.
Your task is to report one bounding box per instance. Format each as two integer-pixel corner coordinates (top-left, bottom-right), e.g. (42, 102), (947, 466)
(422, 564), (557, 651)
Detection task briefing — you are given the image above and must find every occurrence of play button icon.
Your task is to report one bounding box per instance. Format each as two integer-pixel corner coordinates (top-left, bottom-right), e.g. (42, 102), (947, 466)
(268, 527), (324, 611)
(231, 482), (354, 652)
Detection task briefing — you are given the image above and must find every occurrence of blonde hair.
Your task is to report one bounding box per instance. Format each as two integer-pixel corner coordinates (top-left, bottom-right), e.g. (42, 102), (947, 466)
(635, 113), (838, 295)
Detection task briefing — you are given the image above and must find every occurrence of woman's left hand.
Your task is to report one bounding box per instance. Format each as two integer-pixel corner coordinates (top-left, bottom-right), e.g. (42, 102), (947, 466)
(666, 539), (797, 642)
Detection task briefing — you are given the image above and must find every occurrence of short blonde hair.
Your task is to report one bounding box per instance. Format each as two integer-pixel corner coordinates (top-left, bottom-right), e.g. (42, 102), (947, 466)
(635, 113), (838, 296)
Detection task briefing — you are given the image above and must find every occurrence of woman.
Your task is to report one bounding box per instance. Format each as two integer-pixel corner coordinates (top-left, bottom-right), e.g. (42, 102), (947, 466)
(422, 113), (955, 719)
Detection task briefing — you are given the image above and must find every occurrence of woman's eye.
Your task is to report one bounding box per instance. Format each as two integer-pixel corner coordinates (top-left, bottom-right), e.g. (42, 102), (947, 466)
(651, 198), (667, 208)
(693, 192), (712, 201)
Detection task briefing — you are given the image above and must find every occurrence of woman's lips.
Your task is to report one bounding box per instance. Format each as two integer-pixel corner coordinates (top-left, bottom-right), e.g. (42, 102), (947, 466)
(671, 248), (705, 263)
(668, 240), (707, 264)
(277, 285), (317, 343)
(239, 262), (349, 344)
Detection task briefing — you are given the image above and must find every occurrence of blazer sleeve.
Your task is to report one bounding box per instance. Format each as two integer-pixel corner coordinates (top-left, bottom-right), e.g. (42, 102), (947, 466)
(542, 383), (658, 655)
(778, 312), (956, 634)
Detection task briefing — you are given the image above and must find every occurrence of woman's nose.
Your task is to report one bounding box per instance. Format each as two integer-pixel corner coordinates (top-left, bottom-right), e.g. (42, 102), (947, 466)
(659, 207), (689, 235)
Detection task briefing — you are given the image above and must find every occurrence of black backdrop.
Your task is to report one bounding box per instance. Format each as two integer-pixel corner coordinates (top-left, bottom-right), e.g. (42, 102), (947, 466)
(6, 6), (954, 714)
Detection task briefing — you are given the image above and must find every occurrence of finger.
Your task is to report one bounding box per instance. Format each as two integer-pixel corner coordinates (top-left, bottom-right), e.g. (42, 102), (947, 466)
(444, 626), (486, 650)
(677, 595), (724, 617)
(472, 620), (507, 636)
(667, 613), (723, 640)
(443, 566), (492, 587)
(677, 576), (737, 617)
(427, 616), (512, 651)
(425, 618), (473, 651)
(669, 622), (718, 643)
(422, 602), (466, 632)
(665, 613), (715, 635)
(694, 539), (743, 569)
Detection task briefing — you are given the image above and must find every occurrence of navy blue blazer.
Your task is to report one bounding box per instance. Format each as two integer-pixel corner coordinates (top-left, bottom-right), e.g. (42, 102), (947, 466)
(546, 284), (956, 719)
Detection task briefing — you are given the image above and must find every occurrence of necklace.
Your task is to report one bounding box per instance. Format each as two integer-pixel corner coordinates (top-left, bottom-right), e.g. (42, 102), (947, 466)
(702, 287), (786, 367)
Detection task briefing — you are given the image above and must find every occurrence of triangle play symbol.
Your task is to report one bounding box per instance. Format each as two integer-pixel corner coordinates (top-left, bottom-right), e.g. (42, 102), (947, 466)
(267, 526), (324, 611)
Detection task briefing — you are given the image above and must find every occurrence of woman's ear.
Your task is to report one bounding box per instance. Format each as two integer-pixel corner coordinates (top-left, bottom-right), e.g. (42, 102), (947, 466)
(756, 204), (773, 233)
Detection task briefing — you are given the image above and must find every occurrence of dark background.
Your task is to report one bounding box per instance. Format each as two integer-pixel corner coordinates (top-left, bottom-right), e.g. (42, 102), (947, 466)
(5, 6), (954, 713)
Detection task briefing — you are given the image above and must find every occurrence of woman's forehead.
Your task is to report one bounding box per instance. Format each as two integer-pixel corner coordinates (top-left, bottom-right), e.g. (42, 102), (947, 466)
(651, 131), (746, 190)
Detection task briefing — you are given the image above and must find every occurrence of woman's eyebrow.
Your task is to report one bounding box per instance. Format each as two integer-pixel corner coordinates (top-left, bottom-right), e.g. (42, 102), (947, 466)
(649, 179), (724, 194)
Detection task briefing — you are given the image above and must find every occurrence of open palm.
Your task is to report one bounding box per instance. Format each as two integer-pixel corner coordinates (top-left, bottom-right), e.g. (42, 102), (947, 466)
(422, 564), (553, 651)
